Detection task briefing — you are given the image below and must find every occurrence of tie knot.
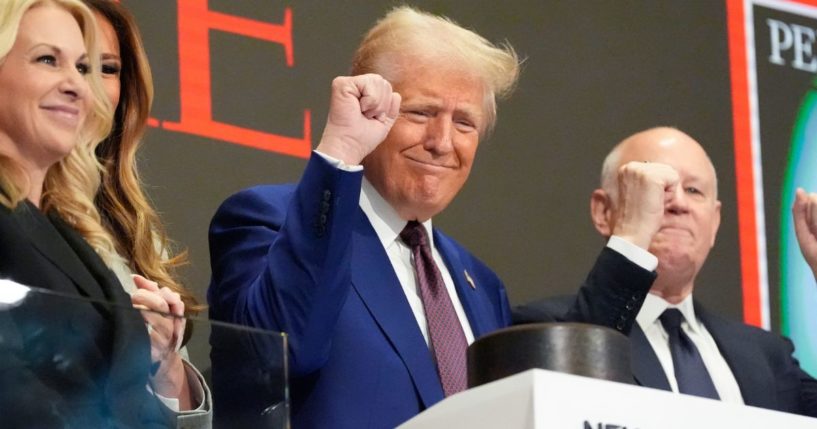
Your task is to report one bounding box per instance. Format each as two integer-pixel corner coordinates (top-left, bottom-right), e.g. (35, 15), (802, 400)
(659, 308), (685, 332)
(400, 220), (428, 248)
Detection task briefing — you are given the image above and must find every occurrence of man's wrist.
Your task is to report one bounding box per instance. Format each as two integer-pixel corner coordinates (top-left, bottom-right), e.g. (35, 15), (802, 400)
(314, 149), (364, 172)
(315, 134), (367, 166)
(607, 235), (658, 271)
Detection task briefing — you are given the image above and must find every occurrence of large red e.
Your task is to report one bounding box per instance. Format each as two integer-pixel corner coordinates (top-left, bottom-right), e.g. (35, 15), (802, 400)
(161, 1), (311, 158)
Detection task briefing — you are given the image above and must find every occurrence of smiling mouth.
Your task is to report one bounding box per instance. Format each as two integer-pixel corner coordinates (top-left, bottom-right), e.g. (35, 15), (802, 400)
(404, 156), (455, 170)
(42, 105), (81, 126)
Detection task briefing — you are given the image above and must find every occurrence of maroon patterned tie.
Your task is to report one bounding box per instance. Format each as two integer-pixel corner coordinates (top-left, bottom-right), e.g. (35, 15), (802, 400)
(400, 221), (468, 396)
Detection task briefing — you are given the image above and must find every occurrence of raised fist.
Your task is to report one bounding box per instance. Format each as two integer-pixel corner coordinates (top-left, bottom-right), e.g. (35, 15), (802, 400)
(611, 161), (680, 249)
(316, 74), (402, 165)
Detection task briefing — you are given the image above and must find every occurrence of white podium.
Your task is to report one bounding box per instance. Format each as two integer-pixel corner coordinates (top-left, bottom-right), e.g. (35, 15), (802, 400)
(398, 369), (817, 428)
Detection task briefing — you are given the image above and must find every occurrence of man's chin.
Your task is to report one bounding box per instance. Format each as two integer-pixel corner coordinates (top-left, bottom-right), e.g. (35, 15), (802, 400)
(651, 248), (695, 272)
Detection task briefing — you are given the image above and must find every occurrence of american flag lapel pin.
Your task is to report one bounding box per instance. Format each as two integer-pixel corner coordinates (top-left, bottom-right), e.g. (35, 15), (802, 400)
(464, 270), (476, 290)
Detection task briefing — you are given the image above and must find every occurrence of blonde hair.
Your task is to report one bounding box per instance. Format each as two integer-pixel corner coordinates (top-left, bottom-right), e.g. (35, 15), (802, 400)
(80, 0), (201, 313)
(351, 6), (520, 135)
(0, 0), (111, 209)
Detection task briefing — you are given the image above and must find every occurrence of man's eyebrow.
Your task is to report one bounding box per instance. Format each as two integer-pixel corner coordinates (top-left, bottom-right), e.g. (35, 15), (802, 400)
(400, 98), (483, 123)
(455, 106), (481, 119)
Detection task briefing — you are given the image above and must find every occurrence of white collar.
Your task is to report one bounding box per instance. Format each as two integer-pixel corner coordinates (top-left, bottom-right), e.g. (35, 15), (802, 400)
(359, 178), (434, 249)
(637, 293), (702, 334)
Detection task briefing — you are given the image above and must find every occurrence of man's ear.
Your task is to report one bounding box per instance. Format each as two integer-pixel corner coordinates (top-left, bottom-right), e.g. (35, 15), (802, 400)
(590, 189), (613, 237)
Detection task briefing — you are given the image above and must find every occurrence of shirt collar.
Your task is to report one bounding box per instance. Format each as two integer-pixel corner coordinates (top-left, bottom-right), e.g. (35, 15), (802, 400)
(359, 177), (434, 249)
(637, 293), (701, 334)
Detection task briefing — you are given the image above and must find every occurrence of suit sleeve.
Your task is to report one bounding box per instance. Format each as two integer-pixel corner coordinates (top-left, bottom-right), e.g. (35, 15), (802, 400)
(514, 247), (656, 333)
(208, 153), (363, 376)
(565, 247), (656, 333)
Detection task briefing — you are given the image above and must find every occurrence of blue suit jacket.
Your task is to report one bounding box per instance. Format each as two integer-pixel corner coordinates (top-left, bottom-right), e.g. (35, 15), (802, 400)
(208, 154), (511, 428)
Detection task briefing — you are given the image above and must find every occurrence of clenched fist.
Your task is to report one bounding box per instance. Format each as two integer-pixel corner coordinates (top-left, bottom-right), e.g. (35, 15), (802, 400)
(612, 161), (680, 249)
(316, 74), (402, 165)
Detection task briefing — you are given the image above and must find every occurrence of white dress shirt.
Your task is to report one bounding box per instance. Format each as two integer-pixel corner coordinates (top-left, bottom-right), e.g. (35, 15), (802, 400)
(605, 237), (743, 402)
(314, 149), (476, 346)
(636, 293), (744, 403)
(358, 178), (476, 346)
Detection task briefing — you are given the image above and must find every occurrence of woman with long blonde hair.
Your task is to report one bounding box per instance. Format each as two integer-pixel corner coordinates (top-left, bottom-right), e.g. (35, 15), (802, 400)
(0, 0), (173, 426)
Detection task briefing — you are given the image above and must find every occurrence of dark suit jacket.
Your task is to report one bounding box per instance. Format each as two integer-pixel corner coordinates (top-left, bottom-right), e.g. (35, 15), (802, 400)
(207, 154), (512, 429)
(0, 201), (172, 428)
(513, 254), (817, 417)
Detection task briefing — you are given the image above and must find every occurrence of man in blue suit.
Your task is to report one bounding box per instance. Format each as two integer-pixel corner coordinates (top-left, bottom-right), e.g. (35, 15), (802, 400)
(515, 127), (817, 417)
(207, 7), (521, 428)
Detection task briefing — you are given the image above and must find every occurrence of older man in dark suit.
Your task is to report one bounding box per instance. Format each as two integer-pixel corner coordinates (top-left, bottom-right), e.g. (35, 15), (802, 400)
(515, 127), (817, 417)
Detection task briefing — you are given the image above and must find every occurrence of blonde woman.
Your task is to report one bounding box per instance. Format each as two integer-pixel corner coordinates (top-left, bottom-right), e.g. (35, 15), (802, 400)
(0, 0), (173, 427)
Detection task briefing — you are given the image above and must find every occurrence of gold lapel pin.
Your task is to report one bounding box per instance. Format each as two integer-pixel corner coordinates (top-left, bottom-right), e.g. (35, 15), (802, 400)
(464, 270), (476, 290)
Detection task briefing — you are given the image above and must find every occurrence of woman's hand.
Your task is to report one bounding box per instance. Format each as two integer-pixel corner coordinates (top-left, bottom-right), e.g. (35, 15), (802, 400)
(131, 274), (192, 410)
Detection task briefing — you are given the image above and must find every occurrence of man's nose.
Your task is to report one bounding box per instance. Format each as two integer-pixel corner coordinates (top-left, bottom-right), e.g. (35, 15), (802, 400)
(666, 185), (690, 215)
(424, 116), (454, 153)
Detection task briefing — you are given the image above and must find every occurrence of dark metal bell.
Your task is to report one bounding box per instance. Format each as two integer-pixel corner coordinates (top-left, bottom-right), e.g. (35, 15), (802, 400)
(467, 322), (632, 388)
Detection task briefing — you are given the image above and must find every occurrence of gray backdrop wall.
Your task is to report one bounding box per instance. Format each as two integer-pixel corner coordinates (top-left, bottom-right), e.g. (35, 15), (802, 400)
(123, 1), (744, 360)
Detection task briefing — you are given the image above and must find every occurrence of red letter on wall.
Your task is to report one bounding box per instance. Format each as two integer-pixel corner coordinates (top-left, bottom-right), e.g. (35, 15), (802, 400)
(161, 1), (311, 158)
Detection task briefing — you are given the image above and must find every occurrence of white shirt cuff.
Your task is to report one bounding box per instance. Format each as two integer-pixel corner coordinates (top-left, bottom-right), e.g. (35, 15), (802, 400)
(156, 394), (180, 413)
(151, 360), (207, 413)
(607, 235), (658, 271)
(314, 150), (364, 172)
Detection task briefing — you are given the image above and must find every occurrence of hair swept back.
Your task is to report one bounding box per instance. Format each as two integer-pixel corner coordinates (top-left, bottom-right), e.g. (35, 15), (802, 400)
(78, 0), (202, 313)
(351, 6), (521, 135)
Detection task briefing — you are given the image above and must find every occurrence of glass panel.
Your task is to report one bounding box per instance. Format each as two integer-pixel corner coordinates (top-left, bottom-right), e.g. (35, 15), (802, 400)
(0, 281), (288, 428)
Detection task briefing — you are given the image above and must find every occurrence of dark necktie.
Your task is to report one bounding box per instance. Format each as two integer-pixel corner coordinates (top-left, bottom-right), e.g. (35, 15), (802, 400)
(659, 308), (720, 399)
(400, 221), (468, 396)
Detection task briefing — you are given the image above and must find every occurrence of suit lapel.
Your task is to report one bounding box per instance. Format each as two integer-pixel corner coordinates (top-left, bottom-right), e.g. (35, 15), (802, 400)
(49, 212), (126, 305)
(350, 211), (444, 407)
(695, 303), (773, 409)
(433, 230), (489, 338)
(630, 323), (672, 391)
(13, 203), (106, 301)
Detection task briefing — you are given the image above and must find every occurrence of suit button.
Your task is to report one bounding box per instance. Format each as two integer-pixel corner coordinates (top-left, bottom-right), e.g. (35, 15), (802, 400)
(323, 190), (332, 201)
(625, 302), (634, 311)
(321, 201), (330, 213)
(319, 214), (327, 225)
(616, 320), (626, 331)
